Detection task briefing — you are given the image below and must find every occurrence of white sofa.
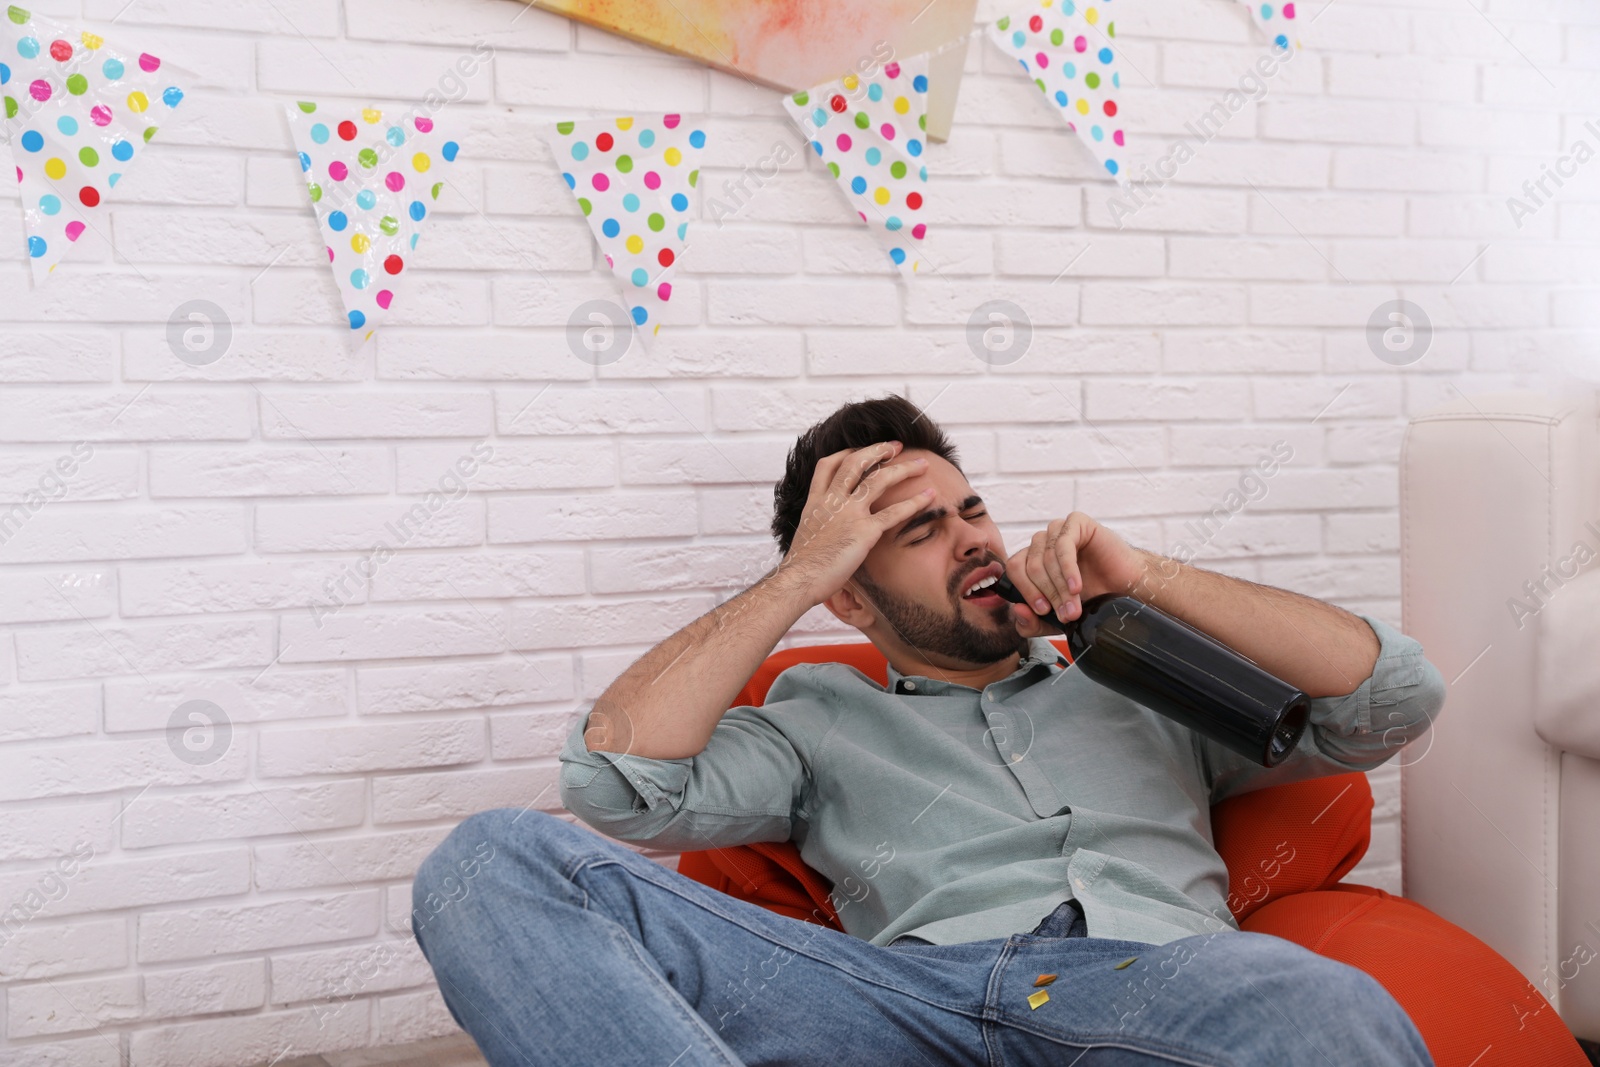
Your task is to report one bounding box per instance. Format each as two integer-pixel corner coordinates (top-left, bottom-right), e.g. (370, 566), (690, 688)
(1401, 386), (1600, 1046)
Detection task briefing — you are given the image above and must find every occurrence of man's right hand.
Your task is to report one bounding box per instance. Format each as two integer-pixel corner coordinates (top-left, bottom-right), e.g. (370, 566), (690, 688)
(779, 441), (934, 607)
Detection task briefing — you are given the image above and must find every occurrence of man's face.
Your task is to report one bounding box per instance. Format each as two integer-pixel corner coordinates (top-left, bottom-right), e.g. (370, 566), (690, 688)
(851, 449), (1028, 667)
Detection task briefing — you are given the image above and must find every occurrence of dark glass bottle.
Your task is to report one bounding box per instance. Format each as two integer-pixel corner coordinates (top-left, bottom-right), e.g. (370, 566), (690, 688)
(993, 577), (1310, 767)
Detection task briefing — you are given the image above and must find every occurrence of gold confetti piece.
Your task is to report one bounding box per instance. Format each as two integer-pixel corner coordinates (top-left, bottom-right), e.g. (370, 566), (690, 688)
(1114, 956), (1138, 970)
(1028, 989), (1051, 1010)
(1033, 974), (1057, 987)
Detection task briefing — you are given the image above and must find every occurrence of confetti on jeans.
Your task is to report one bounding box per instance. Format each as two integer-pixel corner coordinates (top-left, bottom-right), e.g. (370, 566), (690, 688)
(1028, 989), (1051, 1009)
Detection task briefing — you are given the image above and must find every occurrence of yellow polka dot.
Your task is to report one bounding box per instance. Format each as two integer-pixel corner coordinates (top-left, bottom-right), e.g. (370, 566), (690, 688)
(894, 96), (909, 115)
(625, 234), (644, 254)
(413, 152), (431, 172)
(44, 157), (66, 180)
(616, 116), (633, 130)
(842, 74), (859, 91)
(351, 233), (371, 254)
(1085, 6), (1099, 23)
(664, 146), (682, 166)
(1075, 98), (1090, 115)
(127, 91), (148, 113)
(80, 32), (103, 49)
(874, 186), (890, 205)
(362, 108), (383, 124)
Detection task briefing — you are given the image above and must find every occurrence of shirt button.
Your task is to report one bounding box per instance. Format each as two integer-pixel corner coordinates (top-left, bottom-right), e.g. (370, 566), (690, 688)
(986, 692), (996, 702)
(1073, 878), (1085, 890)
(903, 680), (917, 692)
(1010, 753), (1023, 763)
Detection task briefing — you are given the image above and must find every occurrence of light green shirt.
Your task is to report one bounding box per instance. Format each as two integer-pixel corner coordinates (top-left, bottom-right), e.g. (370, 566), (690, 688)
(558, 615), (1446, 948)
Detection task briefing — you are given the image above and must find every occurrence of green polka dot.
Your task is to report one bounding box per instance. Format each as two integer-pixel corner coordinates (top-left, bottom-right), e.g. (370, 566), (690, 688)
(688, 169), (698, 188)
(431, 181), (443, 200)
(79, 147), (98, 166)
(358, 148), (378, 168)
(996, 15), (1009, 30)
(143, 126), (157, 142)
(308, 183), (322, 202)
(890, 160), (906, 179)
(615, 154), (632, 173)
(577, 197), (591, 216)
(1051, 28), (1064, 46)
(1108, 22), (1116, 37)
(556, 120), (574, 134)
(647, 212), (665, 232)
(66, 73), (87, 95)
(919, 115), (927, 131)
(379, 214), (399, 234)
(854, 111), (869, 129)
(4, 96), (17, 120)
(1034, 78), (1046, 93)
(826, 161), (840, 178)
(793, 90), (809, 106)
(296, 101), (317, 113)
(1086, 72), (1101, 89)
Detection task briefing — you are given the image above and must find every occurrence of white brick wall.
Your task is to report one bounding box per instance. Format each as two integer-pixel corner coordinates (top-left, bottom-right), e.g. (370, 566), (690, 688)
(0, 0), (1595, 1062)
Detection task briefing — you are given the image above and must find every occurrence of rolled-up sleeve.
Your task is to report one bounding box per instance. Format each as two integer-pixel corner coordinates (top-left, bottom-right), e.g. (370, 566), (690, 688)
(557, 667), (834, 852)
(1205, 614), (1447, 803)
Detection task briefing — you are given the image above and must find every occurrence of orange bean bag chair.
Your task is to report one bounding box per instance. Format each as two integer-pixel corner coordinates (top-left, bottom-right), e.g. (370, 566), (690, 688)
(677, 641), (1591, 1067)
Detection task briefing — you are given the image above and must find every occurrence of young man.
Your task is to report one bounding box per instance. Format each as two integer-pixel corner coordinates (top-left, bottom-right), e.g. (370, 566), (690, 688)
(414, 396), (1444, 1066)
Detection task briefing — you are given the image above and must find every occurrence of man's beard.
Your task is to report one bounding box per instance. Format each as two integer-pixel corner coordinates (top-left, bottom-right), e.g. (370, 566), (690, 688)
(852, 567), (1029, 666)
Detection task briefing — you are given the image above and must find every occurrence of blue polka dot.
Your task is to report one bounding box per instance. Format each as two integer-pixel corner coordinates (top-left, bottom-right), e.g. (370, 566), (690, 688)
(409, 201), (426, 222)
(630, 267), (648, 286)
(571, 141), (589, 161)
(38, 194), (60, 215)
(811, 107), (827, 127)
(1113, 72), (1121, 88)
(56, 116), (77, 136)
(1274, 34), (1289, 49)
(864, 146), (881, 166)
(602, 218), (620, 238)
(1259, 3), (1273, 16)
(868, 83), (883, 101)
(351, 268), (370, 289)
(327, 211), (348, 231)
(1054, 89), (1069, 107)
(442, 141), (459, 162)
(27, 235), (46, 258)
(919, 165), (927, 181)
(688, 129), (705, 149)
(1091, 126), (1104, 141)
(20, 130), (42, 153)
(349, 310), (366, 330)
(906, 139), (922, 158)
(886, 217), (902, 231)
(622, 193), (640, 212)
(0, 61), (8, 85)
(1098, 47), (1114, 64)
(386, 126), (405, 147)
(639, 129), (655, 148)
(310, 122), (329, 144)
(631, 305), (648, 325)
(102, 57), (124, 80)
(298, 151), (311, 173)
(1104, 159), (1119, 176)
(913, 74), (928, 93)
(850, 175), (867, 195)
(562, 171), (575, 189)
(111, 140), (134, 162)
(108, 172), (121, 187)
(671, 192), (689, 211)
(356, 189), (377, 210)
(1063, 0), (1075, 12)
(163, 86), (183, 108)
(410, 233), (419, 249)
(677, 222), (687, 240)
(811, 140), (824, 156)
(17, 37), (39, 60)
(1011, 30), (1025, 48)
(890, 247), (906, 265)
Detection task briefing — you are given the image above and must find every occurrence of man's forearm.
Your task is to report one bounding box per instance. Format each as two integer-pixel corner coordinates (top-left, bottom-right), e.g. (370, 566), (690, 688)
(1126, 548), (1380, 699)
(585, 565), (817, 760)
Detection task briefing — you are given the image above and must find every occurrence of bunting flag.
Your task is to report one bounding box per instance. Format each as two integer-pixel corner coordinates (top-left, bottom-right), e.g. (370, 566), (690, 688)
(782, 51), (931, 280)
(285, 100), (458, 337)
(543, 114), (704, 344)
(988, 1), (1128, 186)
(1239, 1), (1297, 50)
(1, 4), (185, 280)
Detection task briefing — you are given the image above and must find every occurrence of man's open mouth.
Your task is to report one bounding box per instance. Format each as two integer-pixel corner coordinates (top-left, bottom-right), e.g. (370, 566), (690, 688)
(959, 562), (1005, 604)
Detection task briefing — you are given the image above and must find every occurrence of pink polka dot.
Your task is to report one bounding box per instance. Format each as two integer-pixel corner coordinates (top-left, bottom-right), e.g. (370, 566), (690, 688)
(1283, 2), (1296, 16)
(90, 105), (113, 126)
(328, 161), (348, 181)
(880, 123), (896, 141)
(911, 223), (926, 239)
(657, 281), (671, 301)
(592, 172), (609, 191)
(414, 116), (434, 133)
(1113, 130), (1125, 146)
(663, 114), (680, 128)
(643, 170), (661, 190)
(836, 133), (852, 151)
(29, 79), (51, 102)
(1035, 52), (1050, 68)
(1075, 35), (1088, 52)
(884, 62), (900, 79)
(376, 290), (393, 309)
(385, 171), (405, 192)
(14, 166), (20, 183)
(138, 53), (160, 72)
(327, 246), (335, 262)
(65, 221), (85, 241)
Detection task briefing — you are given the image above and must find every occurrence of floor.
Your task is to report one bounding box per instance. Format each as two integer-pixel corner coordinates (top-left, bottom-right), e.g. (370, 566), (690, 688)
(272, 1035), (487, 1067)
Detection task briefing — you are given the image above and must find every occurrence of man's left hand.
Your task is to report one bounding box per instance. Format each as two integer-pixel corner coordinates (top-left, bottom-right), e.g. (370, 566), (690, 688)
(1005, 513), (1149, 636)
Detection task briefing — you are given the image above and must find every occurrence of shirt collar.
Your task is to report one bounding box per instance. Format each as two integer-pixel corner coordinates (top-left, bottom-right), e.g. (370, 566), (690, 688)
(883, 637), (1065, 696)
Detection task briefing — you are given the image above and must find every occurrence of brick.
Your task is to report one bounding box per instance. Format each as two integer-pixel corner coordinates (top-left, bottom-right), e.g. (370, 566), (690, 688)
(280, 606), (507, 662)
(1249, 194), (1407, 238)
(493, 52), (705, 110)
(0, 685), (98, 742)
(259, 39), (493, 100)
(377, 986), (458, 1044)
(258, 720), (486, 777)
(0, 272), (248, 326)
(1168, 425), (1320, 467)
(491, 275), (701, 329)
(966, 478), (1076, 524)
(0, 1035), (120, 1067)
(1253, 377), (1402, 421)
(1163, 331), (1322, 374)
(377, 330), (592, 381)
(805, 331), (981, 377)
(345, 0), (569, 49)
(358, 657), (573, 715)
(506, 596), (711, 650)
(0, 330), (116, 382)
(105, 669), (347, 732)
(254, 827), (450, 891)
(0, 448), (139, 504)
(119, 561), (364, 618)
(255, 498), (484, 553)
(270, 938), (433, 1005)
(1325, 512), (1401, 555)
(997, 427), (1166, 474)
(488, 491), (697, 543)
(0, 735), (246, 802)
(906, 279), (1079, 327)
(129, 1001), (370, 1067)
(589, 542), (777, 594)
(709, 385), (899, 433)
(0, 570), (114, 624)
(494, 385), (707, 435)
(620, 437), (790, 485)
(1169, 238), (1327, 280)
(123, 328), (369, 383)
(1259, 557), (1401, 601)
(0, 389), (251, 443)
(698, 487), (769, 536)
(1087, 186), (1248, 234)
(259, 392), (492, 439)
(597, 331), (807, 380)
(14, 618), (272, 683)
(1164, 513), (1322, 560)
(253, 270), (490, 328)
(150, 446), (390, 497)
(372, 764), (563, 824)
(0, 505), (246, 565)
(0, 848), (248, 919)
(143, 959), (267, 1019)
(0, 917), (127, 982)
(397, 441), (613, 491)
(995, 233), (1165, 278)
(1086, 377), (1252, 421)
(991, 332), (1164, 376)
(0, 801), (117, 863)
(708, 279), (901, 327)
(368, 549), (585, 602)
(122, 782), (365, 849)
(7, 974), (140, 1037)
(491, 710), (582, 760)
(139, 891), (380, 965)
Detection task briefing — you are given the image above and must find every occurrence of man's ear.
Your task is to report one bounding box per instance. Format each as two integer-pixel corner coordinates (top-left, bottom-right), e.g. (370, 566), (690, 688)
(823, 580), (877, 630)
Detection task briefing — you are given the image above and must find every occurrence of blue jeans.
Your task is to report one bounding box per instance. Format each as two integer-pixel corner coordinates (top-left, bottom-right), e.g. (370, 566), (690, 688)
(413, 809), (1433, 1066)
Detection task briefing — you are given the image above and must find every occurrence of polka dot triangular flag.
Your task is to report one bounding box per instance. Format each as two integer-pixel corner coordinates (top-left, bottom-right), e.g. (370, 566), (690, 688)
(1, 4), (185, 282)
(1237, 1), (1299, 51)
(988, 1), (1128, 186)
(782, 53), (931, 280)
(284, 100), (459, 337)
(542, 114), (704, 344)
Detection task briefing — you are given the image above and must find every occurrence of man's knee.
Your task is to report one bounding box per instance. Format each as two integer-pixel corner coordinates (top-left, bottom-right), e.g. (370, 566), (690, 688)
(411, 808), (570, 940)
